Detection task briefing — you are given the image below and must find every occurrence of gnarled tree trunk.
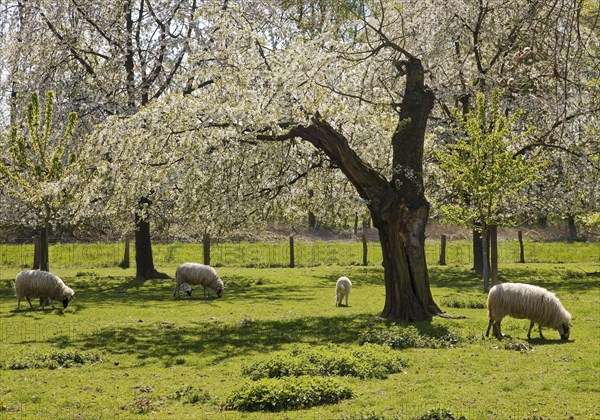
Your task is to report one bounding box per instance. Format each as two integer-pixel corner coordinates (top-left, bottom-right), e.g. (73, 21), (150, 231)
(285, 57), (441, 321)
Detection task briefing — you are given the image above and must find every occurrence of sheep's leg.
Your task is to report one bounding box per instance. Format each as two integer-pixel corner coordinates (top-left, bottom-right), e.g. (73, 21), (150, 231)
(17, 298), (22, 310)
(173, 284), (179, 298)
(345, 294), (349, 307)
(485, 319), (494, 337)
(538, 325), (544, 339)
(26, 296), (34, 309)
(493, 322), (503, 339)
(527, 321), (534, 339)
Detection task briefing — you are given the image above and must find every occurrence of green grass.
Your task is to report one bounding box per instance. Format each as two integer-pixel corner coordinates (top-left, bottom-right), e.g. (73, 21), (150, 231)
(0, 247), (598, 418)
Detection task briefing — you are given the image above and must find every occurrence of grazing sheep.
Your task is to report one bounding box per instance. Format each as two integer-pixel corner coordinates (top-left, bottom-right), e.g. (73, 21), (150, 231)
(486, 283), (571, 341)
(173, 263), (224, 298)
(15, 270), (74, 310)
(335, 276), (352, 307)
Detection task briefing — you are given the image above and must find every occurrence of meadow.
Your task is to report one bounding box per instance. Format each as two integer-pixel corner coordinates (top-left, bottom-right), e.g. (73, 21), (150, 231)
(0, 241), (598, 419)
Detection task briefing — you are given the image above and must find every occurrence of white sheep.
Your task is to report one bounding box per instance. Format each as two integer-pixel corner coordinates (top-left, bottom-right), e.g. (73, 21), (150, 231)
(486, 282), (571, 341)
(15, 270), (74, 310)
(335, 276), (352, 307)
(173, 263), (224, 298)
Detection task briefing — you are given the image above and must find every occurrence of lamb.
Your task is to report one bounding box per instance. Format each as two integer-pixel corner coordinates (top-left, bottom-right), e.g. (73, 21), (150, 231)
(335, 276), (352, 307)
(486, 282), (571, 341)
(173, 263), (224, 298)
(15, 270), (74, 310)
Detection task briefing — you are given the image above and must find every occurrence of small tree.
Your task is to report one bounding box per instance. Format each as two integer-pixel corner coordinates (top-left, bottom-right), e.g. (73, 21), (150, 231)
(435, 89), (541, 292)
(0, 91), (87, 270)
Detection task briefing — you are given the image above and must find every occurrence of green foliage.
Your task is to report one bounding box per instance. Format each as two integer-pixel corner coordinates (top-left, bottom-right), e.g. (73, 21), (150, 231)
(225, 376), (353, 412)
(358, 325), (460, 349)
(0, 91), (83, 227)
(435, 89), (541, 228)
(5, 351), (102, 370)
(413, 407), (466, 420)
(241, 343), (407, 380)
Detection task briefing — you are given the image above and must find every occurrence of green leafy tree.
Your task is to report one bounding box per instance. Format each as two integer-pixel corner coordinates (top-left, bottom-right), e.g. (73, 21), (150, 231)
(435, 89), (541, 291)
(0, 91), (86, 270)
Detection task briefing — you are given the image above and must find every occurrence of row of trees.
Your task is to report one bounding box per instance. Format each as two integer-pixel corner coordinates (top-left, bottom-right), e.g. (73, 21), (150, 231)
(1, 0), (598, 320)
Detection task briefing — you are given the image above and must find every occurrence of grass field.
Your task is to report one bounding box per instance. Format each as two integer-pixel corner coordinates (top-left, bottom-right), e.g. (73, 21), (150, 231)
(0, 243), (598, 419)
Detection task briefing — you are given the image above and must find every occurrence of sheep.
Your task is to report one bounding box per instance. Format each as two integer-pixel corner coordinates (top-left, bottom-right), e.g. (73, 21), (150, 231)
(485, 282), (571, 341)
(335, 276), (352, 307)
(15, 270), (74, 310)
(173, 263), (224, 298)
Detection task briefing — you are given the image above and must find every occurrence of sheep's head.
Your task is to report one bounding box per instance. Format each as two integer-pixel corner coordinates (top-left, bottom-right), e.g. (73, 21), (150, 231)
(62, 296), (73, 308)
(216, 285), (223, 298)
(559, 323), (571, 341)
(62, 290), (74, 308)
(180, 283), (192, 296)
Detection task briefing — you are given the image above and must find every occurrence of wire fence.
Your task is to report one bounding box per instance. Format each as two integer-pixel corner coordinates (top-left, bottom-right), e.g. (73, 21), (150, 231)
(0, 238), (598, 277)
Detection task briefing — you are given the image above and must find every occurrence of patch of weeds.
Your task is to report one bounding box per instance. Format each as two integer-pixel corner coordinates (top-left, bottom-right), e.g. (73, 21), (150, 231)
(358, 325), (461, 349)
(241, 343), (408, 380)
(341, 410), (398, 419)
(5, 351), (103, 370)
(441, 294), (486, 309)
(493, 340), (535, 352)
(226, 376), (353, 412)
(122, 396), (161, 414)
(413, 407), (466, 419)
(168, 385), (211, 404)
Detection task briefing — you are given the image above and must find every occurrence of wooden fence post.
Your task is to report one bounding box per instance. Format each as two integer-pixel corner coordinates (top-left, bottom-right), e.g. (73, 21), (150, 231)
(518, 230), (525, 263)
(203, 233), (211, 266)
(438, 234), (447, 265)
(362, 232), (368, 266)
(289, 236), (295, 268)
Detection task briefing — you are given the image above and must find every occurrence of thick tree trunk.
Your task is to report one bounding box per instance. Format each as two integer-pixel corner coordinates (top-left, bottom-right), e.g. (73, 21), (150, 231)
(32, 226), (49, 271)
(134, 213), (169, 280)
(566, 214), (578, 242)
(374, 194), (440, 321)
(472, 228), (483, 273)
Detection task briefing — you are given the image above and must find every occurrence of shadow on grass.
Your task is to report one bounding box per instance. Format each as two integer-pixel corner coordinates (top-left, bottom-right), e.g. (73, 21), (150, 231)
(429, 266), (600, 294)
(48, 313), (378, 362)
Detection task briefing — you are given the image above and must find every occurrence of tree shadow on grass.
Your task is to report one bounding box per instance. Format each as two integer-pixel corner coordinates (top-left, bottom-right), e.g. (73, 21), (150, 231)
(48, 313), (378, 363)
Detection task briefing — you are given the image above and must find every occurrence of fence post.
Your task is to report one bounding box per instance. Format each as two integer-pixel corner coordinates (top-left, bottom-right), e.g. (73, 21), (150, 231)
(439, 235), (447, 265)
(203, 233), (211, 266)
(362, 232), (368, 266)
(518, 230), (525, 263)
(289, 236), (295, 268)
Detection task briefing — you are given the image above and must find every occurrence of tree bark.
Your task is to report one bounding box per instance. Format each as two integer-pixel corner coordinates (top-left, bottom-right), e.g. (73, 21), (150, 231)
(33, 225), (50, 271)
(373, 191), (440, 321)
(134, 199), (169, 279)
(567, 214), (578, 242)
(472, 228), (483, 273)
